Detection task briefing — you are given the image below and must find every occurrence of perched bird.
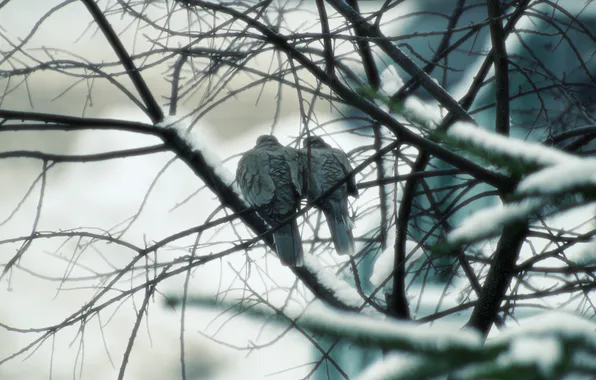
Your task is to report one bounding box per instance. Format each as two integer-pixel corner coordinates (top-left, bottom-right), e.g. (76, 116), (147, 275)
(301, 136), (358, 256)
(236, 135), (304, 267)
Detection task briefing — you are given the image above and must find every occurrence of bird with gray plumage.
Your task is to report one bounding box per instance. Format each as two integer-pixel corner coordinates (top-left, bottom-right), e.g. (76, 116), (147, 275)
(301, 136), (358, 256)
(236, 135), (304, 267)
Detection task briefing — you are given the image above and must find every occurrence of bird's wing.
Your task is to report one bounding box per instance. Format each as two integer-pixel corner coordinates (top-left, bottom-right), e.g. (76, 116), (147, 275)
(283, 147), (303, 197)
(236, 149), (275, 207)
(300, 147), (326, 198)
(331, 148), (358, 196)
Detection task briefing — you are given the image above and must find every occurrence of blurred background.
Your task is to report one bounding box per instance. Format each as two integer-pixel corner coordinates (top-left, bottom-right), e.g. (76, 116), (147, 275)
(2, 0), (596, 379)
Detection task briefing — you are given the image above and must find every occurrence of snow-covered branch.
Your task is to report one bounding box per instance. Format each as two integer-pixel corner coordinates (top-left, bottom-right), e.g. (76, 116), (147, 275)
(439, 122), (596, 248)
(174, 294), (596, 380)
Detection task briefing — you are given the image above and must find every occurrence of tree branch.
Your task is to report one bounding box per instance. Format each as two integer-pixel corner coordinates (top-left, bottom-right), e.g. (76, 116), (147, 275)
(326, 0), (474, 123)
(177, 0), (512, 190)
(465, 0), (526, 338)
(466, 221), (528, 336)
(391, 0), (467, 102)
(487, 0), (510, 136)
(81, 0), (163, 122)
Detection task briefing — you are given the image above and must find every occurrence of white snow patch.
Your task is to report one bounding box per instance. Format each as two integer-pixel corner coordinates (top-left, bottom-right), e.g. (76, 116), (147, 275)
(489, 311), (596, 376)
(379, 66), (404, 95)
(402, 96), (441, 130)
(358, 353), (422, 380)
(448, 122), (581, 167)
(517, 158), (596, 196)
(357, 311), (596, 380)
(448, 198), (541, 245)
(494, 310), (596, 348)
(498, 336), (561, 376)
(569, 239), (596, 265)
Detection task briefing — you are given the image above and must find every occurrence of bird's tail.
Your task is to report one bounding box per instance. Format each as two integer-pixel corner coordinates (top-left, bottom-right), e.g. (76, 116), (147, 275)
(324, 205), (355, 256)
(273, 218), (304, 267)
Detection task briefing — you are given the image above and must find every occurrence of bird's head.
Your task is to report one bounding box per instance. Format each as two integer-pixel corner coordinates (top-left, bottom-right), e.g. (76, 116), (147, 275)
(303, 136), (327, 149)
(256, 135), (280, 147)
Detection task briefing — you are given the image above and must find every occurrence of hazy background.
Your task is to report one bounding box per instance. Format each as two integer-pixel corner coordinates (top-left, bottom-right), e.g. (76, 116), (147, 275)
(0, 1), (410, 378)
(3, 0), (595, 379)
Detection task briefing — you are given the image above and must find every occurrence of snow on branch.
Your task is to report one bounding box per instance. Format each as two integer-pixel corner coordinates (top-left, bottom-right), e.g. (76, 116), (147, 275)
(155, 117), (358, 311)
(516, 159), (596, 197)
(298, 305), (481, 354)
(366, 66), (441, 130)
(444, 122), (596, 247)
(446, 122), (581, 168)
(173, 293), (596, 379)
(361, 311), (596, 379)
(447, 198), (541, 246)
(379, 66), (403, 95)
(171, 293), (481, 354)
(569, 239), (596, 265)
(303, 255), (371, 311)
(402, 96), (442, 130)
(479, 312), (596, 378)
(157, 116), (241, 196)
(359, 353), (426, 380)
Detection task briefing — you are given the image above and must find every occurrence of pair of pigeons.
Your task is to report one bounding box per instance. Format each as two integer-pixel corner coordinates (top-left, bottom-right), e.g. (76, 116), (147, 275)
(236, 135), (358, 267)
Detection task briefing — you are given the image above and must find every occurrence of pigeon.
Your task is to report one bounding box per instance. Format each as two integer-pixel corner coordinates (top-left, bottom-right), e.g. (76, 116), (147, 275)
(301, 136), (358, 256)
(236, 135), (304, 267)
